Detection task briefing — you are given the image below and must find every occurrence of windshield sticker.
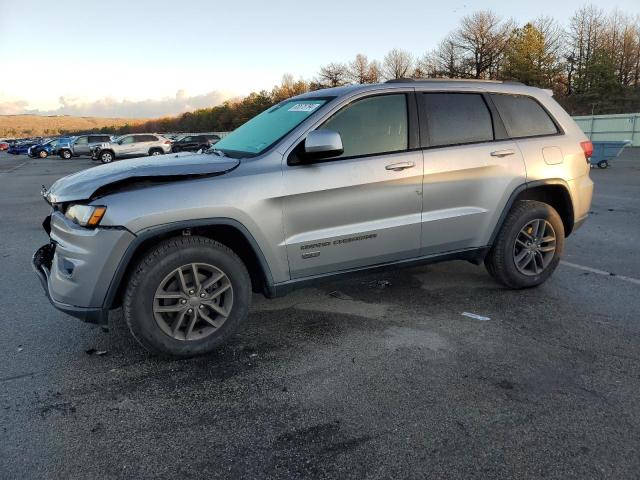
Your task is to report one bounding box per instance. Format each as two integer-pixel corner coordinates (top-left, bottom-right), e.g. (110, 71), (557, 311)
(288, 103), (321, 113)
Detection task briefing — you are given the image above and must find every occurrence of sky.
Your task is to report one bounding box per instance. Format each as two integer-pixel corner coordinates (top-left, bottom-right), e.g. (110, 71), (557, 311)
(1, 0), (639, 118)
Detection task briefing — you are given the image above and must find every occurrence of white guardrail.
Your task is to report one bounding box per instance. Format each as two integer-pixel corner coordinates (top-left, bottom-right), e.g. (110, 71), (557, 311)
(573, 113), (640, 147)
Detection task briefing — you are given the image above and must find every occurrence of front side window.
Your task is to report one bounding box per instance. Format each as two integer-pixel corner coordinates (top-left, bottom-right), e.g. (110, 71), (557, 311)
(422, 93), (494, 147)
(490, 94), (558, 138)
(213, 98), (331, 157)
(319, 94), (408, 158)
(75, 136), (88, 145)
(120, 136), (135, 145)
(182, 136), (193, 142)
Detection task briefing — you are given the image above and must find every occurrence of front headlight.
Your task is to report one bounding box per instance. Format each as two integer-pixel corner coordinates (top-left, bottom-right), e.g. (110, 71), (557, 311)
(65, 204), (107, 228)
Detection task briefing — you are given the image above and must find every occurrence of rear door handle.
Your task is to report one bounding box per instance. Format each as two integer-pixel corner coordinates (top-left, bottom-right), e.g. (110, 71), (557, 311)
(385, 161), (415, 171)
(490, 149), (515, 158)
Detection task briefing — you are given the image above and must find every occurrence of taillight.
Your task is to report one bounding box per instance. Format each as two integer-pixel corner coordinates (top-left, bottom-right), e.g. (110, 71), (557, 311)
(580, 140), (593, 160)
(164, 140), (171, 145)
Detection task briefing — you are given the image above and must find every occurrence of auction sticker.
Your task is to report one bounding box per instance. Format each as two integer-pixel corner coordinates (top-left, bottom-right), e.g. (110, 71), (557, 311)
(288, 103), (321, 112)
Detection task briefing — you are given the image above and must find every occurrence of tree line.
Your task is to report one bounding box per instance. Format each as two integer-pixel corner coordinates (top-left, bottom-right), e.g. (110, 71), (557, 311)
(97, 5), (640, 136)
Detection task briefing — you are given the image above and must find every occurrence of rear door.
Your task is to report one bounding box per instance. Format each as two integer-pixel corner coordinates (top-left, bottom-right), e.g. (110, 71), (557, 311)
(133, 135), (155, 156)
(418, 91), (526, 254)
(282, 91), (423, 279)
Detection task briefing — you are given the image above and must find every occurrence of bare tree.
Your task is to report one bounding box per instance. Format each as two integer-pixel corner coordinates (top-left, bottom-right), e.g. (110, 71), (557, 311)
(413, 52), (438, 78)
(272, 74), (309, 102)
(382, 48), (414, 80)
(368, 60), (381, 83)
(348, 54), (373, 83)
(316, 62), (349, 87)
(434, 36), (466, 78)
(567, 5), (606, 93)
(453, 11), (514, 79)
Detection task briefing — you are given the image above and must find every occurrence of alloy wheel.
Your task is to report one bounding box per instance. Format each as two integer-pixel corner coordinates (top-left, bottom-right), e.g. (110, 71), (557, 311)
(153, 263), (233, 341)
(513, 219), (556, 276)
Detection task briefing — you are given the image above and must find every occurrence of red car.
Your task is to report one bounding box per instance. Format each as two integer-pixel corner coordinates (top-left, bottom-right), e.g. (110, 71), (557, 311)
(0, 142), (9, 151)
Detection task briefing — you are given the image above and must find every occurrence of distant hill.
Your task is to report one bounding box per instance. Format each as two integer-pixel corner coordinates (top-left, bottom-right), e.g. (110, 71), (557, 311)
(0, 115), (145, 138)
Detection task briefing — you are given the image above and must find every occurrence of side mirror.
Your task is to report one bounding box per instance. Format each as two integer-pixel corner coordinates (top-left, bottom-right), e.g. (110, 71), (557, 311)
(303, 130), (343, 161)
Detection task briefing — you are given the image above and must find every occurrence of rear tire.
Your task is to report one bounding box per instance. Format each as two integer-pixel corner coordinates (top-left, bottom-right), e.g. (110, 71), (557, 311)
(597, 160), (609, 169)
(123, 236), (251, 358)
(485, 200), (564, 289)
(149, 148), (163, 156)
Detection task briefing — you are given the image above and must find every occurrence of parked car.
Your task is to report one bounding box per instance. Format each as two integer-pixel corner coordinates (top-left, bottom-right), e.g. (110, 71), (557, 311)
(0, 142), (9, 151)
(8, 140), (38, 155)
(171, 133), (221, 153)
(91, 134), (172, 163)
(28, 138), (71, 158)
(35, 79), (594, 358)
(58, 134), (113, 159)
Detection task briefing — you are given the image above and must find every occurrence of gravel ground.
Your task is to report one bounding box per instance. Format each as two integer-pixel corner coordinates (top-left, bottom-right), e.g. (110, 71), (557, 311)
(1, 149), (639, 479)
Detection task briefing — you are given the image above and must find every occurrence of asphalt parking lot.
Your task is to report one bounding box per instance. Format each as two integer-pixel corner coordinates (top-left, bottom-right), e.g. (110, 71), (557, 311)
(1, 150), (639, 479)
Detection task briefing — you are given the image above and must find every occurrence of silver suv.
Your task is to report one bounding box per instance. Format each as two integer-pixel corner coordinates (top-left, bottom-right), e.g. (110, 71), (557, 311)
(34, 80), (594, 357)
(92, 134), (172, 163)
(58, 134), (114, 159)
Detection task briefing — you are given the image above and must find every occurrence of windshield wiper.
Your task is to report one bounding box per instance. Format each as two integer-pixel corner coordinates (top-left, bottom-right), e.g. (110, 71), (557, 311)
(206, 148), (229, 158)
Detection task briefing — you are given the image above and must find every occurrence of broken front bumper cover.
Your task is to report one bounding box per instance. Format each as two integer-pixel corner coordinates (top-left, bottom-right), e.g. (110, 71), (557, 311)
(32, 243), (108, 325)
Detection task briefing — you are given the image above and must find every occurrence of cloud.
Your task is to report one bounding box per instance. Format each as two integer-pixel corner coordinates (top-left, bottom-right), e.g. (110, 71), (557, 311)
(0, 99), (30, 115)
(0, 90), (233, 118)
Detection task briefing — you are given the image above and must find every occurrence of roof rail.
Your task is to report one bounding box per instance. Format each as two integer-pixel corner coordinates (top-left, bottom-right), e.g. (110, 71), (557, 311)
(384, 77), (525, 85)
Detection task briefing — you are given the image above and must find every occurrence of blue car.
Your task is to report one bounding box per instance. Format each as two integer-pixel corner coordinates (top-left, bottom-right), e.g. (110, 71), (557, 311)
(28, 138), (71, 158)
(8, 141), (38, 155)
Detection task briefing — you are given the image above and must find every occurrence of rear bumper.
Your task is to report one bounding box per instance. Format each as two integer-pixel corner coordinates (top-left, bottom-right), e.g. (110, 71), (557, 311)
(32, 243), (108, 324)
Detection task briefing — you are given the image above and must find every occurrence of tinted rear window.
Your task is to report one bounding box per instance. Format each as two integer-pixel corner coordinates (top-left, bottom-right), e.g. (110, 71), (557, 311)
(422, 93), (494, 147)
(490, 94), (558, 138)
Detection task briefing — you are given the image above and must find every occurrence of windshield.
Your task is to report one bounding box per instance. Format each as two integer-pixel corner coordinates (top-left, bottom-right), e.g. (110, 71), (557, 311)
(213, 98), (332, 157)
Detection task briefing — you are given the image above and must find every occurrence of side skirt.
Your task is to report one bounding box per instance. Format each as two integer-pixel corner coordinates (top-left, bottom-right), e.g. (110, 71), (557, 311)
(266, 246), (490, 298)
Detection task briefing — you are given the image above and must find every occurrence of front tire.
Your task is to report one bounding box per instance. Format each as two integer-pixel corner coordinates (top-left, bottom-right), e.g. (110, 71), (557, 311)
(39, 150), (48, 158)
(60, 149), (72, 159)
(123, 236), (251, 358)
(485, 200), (564, 289)
(100, 151), (114, 163)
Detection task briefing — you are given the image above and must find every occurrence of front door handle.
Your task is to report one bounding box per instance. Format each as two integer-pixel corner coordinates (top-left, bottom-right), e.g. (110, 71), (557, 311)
(490, 149), (515, 158)
(385, 161), (416, 171)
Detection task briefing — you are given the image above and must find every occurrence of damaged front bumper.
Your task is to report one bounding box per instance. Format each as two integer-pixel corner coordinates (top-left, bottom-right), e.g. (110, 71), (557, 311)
(32, 242), (109, 324)
(32, 212), (136, 325)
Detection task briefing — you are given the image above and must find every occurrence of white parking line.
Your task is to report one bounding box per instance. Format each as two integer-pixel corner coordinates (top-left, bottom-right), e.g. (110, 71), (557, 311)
(561, 260), (640, 286)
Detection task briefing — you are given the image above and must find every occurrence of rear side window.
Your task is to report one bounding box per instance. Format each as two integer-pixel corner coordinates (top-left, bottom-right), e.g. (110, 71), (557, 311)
(136, 135), (157, 142)
(422, 93), (494, 147)
(320, 94), (408, 158)
(490, 94), (558, 138)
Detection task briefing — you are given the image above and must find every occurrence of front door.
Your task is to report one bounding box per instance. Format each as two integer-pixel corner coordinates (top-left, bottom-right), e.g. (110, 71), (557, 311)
(73, 136), (89, 155)
(282, 93), (423, 279)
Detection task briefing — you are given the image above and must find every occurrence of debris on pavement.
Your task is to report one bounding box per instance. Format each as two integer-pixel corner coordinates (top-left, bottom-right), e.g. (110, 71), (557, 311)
(461, 312), (491, 321)
(85, 348), (108, 356)
(370, 280), (392, 289)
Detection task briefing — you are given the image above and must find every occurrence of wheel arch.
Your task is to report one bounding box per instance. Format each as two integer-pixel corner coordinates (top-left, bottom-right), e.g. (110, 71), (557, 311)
(103, 218), (275, 310)
(490, 179), (576, 246)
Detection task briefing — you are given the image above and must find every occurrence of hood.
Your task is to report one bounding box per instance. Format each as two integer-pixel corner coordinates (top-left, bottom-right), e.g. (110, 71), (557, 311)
(44, 152), (240, 203)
